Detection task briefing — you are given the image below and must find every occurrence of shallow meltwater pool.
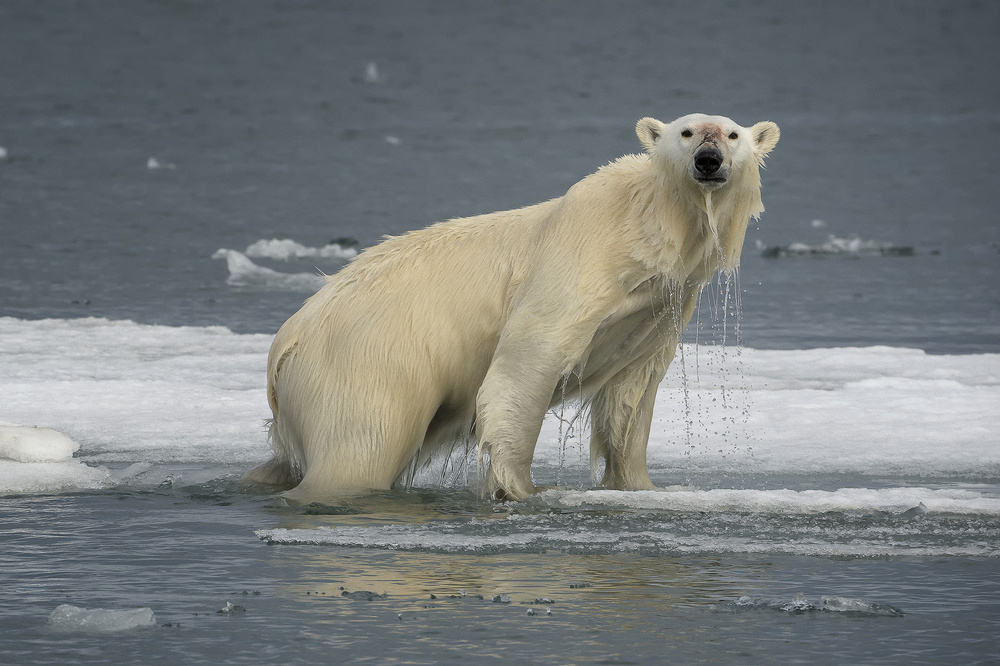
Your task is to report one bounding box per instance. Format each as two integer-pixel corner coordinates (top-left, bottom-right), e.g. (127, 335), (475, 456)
(2, 480), (998, 664)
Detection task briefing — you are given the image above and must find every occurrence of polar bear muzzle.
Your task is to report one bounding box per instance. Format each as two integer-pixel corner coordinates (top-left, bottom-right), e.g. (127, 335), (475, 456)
(693, 146), (727, 184)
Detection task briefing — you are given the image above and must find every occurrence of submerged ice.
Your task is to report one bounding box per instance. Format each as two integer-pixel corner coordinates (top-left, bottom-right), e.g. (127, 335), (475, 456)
(722, 594), (905, 617)
(48, 604), (157, 633)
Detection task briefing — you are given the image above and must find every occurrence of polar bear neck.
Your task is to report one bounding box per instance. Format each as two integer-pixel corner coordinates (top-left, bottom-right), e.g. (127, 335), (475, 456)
(626, 156), (763, 283)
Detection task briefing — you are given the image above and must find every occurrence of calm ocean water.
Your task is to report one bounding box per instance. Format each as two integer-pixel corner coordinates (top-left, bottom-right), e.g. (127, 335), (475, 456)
(1, 1), (998, 663)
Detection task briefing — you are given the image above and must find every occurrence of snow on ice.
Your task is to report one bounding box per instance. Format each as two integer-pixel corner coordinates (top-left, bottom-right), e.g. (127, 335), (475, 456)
(0, 317), (997, 506)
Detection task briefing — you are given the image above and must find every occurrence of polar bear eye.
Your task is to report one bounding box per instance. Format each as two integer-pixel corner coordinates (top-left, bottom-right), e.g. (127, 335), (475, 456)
(728, 131), (739, 140)
(681, 129), (693, 138)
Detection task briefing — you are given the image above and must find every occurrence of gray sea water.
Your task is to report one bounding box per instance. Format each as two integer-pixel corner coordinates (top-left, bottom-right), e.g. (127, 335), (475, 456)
(2, 1), (999, 663)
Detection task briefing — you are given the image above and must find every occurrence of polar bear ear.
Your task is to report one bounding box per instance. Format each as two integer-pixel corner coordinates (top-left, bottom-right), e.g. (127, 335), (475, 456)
(636, 117), (666, 153)
(751, 121), (780, 160)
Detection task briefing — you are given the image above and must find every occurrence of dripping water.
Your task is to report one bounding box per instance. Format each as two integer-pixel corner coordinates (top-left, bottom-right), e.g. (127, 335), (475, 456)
(553, 372), (588, 488)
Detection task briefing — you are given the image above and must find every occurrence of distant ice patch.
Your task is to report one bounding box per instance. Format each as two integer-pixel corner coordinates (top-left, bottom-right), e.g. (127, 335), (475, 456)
(362, 61), (384, 84)
(244, 238), (357, 261)
(213, 248), (327, 291)
(214, 238), (357, 291)
(757, 234), (914, 257)
(146, 156), (175, 170)
(49, 604), (157, 633)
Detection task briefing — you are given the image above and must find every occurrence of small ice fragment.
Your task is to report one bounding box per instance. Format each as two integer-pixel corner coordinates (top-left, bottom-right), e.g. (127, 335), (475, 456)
(491, 594), (512, 604)
(384, 135), (401, 146)
(49, 604), (156, 633)
(811, 219), (827, 228)
(526, 608), (536, 616)
(363, 62), (381, 84)
(217, 601), (246, 614)
(0, 146), (8, 160)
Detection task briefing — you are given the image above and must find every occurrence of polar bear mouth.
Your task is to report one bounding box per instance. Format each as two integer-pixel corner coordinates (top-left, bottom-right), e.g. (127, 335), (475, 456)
(694, 173), (729, 189)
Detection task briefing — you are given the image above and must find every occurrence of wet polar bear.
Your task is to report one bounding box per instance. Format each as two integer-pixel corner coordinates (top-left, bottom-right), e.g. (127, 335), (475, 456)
(247, 114), (779, 502)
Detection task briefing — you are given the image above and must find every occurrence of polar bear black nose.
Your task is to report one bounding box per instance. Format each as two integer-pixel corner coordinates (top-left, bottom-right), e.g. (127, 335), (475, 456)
(694, 147), (724, 176)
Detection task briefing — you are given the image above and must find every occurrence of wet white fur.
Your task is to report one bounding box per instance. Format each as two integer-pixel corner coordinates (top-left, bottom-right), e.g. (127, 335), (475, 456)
(246, 113), (779, 502)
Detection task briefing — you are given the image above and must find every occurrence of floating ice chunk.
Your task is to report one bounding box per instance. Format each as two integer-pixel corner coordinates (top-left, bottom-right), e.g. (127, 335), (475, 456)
(0, 146), (8, 160)
(146, 157), (175, 170)
(49, 604), (156, 632)
(384, 135), (401, 146)
(0, 423), (78, 462)
(244, 238), (357, 261)
(212, 249), (326, 292)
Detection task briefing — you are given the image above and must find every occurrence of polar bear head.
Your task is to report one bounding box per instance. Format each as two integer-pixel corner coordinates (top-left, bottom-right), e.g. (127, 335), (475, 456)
(635, 113), (779, 192)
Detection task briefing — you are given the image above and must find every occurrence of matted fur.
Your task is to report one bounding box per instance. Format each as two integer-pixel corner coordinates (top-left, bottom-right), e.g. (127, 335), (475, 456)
(245, 113), (779, 502)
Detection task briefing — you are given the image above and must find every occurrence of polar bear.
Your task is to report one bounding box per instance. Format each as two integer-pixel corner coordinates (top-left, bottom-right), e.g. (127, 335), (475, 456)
(246, 114), (779, 502)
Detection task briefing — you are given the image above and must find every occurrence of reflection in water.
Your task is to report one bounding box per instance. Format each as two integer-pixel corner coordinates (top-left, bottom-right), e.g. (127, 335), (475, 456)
(258, 488), (779, 630)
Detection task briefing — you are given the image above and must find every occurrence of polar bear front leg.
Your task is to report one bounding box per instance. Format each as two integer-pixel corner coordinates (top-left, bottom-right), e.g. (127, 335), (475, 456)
(590, 357), (668, 491)
(475, 335), (570, 501)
